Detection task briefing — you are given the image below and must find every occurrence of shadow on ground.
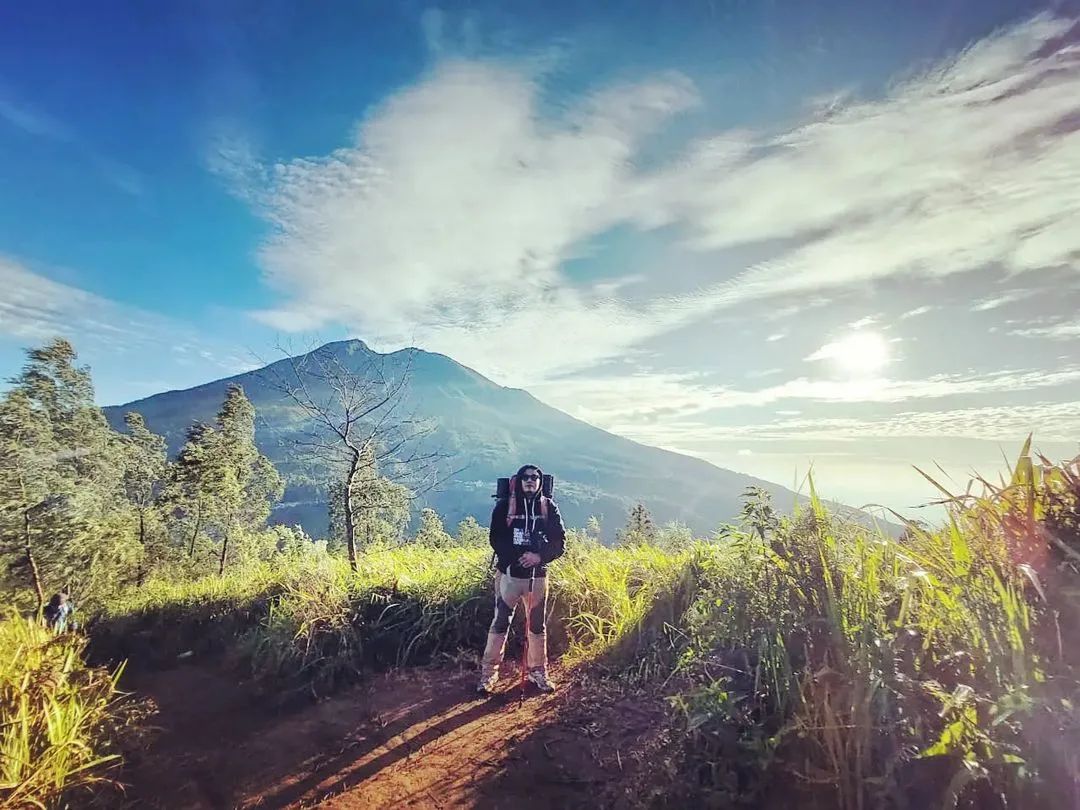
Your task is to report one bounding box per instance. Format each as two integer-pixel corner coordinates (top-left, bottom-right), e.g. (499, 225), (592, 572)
(119, 650), (677, 810)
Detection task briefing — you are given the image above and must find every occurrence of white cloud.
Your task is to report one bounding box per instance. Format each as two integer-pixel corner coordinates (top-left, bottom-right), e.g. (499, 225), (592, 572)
(741, 368), (1080, 406)
(0, 257), (141, 345)
(531, 364), (1080, 434)
(1010, 321), (1080, 339)
(253, 61), (698, 326)
(0, 257), (253, 377)
(531, 371), (722, 425)
(227, 14), (1080, 394)
(746, 367), (785, 379)
(420, 8), (446, 54)
(600, 401), (1080, 449)
(219, 60), (709, 385)
(804, 331), (891, 376)
(636, 13), (1080, 307)
(972, 289), (1038, 311)
(900, 306), (935, 319)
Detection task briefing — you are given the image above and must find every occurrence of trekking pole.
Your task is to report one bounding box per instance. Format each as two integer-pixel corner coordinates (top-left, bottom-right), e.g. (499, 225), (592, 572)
(519, 589), (528, 707)
(519, 565), (536, 706)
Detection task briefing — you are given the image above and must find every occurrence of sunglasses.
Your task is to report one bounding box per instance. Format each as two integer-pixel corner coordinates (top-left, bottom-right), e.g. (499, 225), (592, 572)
(520, 474), (540, 481)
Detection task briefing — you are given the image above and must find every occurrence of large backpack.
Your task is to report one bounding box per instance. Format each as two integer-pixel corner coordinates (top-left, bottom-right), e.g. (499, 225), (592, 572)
(490, 474), (556, 569)
(495, 474), (554, 500)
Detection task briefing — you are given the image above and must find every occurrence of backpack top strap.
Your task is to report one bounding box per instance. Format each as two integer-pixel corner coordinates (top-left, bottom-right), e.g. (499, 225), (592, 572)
(505, 476), (519, 527)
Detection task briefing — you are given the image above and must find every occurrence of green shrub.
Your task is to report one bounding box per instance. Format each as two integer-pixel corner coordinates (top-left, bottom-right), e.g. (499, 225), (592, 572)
(0, 614), (129, 809)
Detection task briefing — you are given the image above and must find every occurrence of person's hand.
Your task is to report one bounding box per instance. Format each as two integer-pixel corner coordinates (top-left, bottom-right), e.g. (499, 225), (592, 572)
(519, 552), (542, 568)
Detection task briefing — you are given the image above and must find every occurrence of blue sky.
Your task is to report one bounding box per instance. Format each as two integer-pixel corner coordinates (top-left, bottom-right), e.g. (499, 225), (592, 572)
(2, 0), (1079, 515)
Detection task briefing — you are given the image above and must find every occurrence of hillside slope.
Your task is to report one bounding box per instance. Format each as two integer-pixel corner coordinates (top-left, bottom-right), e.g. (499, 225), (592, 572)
(105, 339), (802, 538)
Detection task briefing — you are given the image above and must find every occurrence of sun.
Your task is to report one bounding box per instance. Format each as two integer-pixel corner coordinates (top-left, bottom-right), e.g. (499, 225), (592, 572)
(810, 331), (890, 377)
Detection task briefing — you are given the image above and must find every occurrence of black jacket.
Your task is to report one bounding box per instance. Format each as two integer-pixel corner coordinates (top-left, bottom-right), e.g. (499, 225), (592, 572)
(489, 495), (566, 578)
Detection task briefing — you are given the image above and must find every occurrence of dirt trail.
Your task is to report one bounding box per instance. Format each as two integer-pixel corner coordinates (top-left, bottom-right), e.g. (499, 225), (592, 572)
(118, 660), (672, 809)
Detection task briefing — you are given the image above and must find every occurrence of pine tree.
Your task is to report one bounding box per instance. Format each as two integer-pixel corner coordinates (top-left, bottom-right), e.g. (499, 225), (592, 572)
(585, 515), (603, 541)
(0, 389), (57, 611)
(166, 422), (218, 560)
(0, 339), (133, 609)
(455, 515), (487, 547)
(211, 385), (283, 576)
(326, 449), (410, 552)
(414, 507), (452, 548)
(616, 503), (656, 547)
(120, 413), (167, 580)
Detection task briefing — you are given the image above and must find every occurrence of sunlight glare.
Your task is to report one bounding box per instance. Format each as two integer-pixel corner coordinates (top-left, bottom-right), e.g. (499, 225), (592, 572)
(812, 331), (891, 377)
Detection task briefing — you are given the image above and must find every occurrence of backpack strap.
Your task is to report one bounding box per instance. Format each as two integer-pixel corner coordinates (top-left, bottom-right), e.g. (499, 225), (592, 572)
(505, 476), (519, 527)
(505, 485), (550, 527)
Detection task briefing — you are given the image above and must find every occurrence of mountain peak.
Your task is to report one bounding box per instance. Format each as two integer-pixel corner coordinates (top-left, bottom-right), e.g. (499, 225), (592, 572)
(103, 342), (830, 540)
(322, 338), (374, 355)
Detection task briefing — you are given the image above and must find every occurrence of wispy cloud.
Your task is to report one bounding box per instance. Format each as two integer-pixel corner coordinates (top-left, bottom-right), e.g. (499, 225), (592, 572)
(532, 365), (1080, 431)
(0, 90), (144, 196)
(419, 7), (480, 56)
(1010, 321), (1080, 339)
(0, 257), (253, 378)
(0, 96), (68, 139)
(972, 289), (1038, 311)
(219, 14), (1080, 391)
(900, 305), (935, 319)
(213, 60), (713, 384)
(735, 368), (1080, 407)
(598, 401), (1080, 452)
(804, 331), (892, 374)
(637, 13), (1080, 308)
(0, 257), (144, 346)
(531, 371), (723, 424)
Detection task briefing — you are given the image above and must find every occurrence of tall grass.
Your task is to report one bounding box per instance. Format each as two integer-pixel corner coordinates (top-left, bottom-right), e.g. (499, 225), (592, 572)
(237, 545), (493, 695)
(96, 536), (704, 695)
(72, 539), (712, 810)
(0, 614), (128, 809)
(556, 537), (700, 682)
(89, 562), (287, 669)
(667, 450), (1080, 809)
(84, 445), (1080, 807)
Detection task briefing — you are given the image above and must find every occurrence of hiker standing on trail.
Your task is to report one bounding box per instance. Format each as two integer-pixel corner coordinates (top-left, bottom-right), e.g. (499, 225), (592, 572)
(43, 592), (76, 633)
(478, 464), (566, 695)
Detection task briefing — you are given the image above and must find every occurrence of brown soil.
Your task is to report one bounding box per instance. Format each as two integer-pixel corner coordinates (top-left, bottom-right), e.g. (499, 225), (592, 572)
(117, 660), (674, 809)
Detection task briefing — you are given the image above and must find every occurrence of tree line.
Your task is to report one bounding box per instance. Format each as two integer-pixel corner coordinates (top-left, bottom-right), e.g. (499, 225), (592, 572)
(1, 338), (690, 614)
(0, 339), (462, 613)
(0, 339), (292, 612)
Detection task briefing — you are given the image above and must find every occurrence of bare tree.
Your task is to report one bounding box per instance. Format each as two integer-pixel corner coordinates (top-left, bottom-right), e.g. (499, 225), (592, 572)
(264, 342), (452, 571)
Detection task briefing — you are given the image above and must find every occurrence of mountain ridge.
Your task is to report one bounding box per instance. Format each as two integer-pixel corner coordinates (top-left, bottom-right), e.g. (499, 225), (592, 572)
(104, 339), (861, 540)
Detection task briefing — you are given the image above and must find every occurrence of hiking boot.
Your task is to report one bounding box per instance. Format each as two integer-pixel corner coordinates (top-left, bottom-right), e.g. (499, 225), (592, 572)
(526, 669), (555, 693)
(477, 672), (499, 695)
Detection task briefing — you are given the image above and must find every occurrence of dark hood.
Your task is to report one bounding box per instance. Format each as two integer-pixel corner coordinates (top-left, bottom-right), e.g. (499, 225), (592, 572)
(513, 463), (544, 500)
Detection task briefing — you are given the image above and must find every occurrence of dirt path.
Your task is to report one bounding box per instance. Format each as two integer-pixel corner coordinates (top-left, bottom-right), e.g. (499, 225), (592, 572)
(118, 660), (673, 809)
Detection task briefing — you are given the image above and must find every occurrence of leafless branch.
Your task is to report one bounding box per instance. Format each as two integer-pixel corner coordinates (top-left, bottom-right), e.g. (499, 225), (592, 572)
(258, 339), (457, 569)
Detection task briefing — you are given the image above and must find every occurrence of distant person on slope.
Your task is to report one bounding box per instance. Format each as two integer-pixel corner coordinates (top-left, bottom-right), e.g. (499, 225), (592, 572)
(478, 464), (566, 695)
(43, 592), (76, 633)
